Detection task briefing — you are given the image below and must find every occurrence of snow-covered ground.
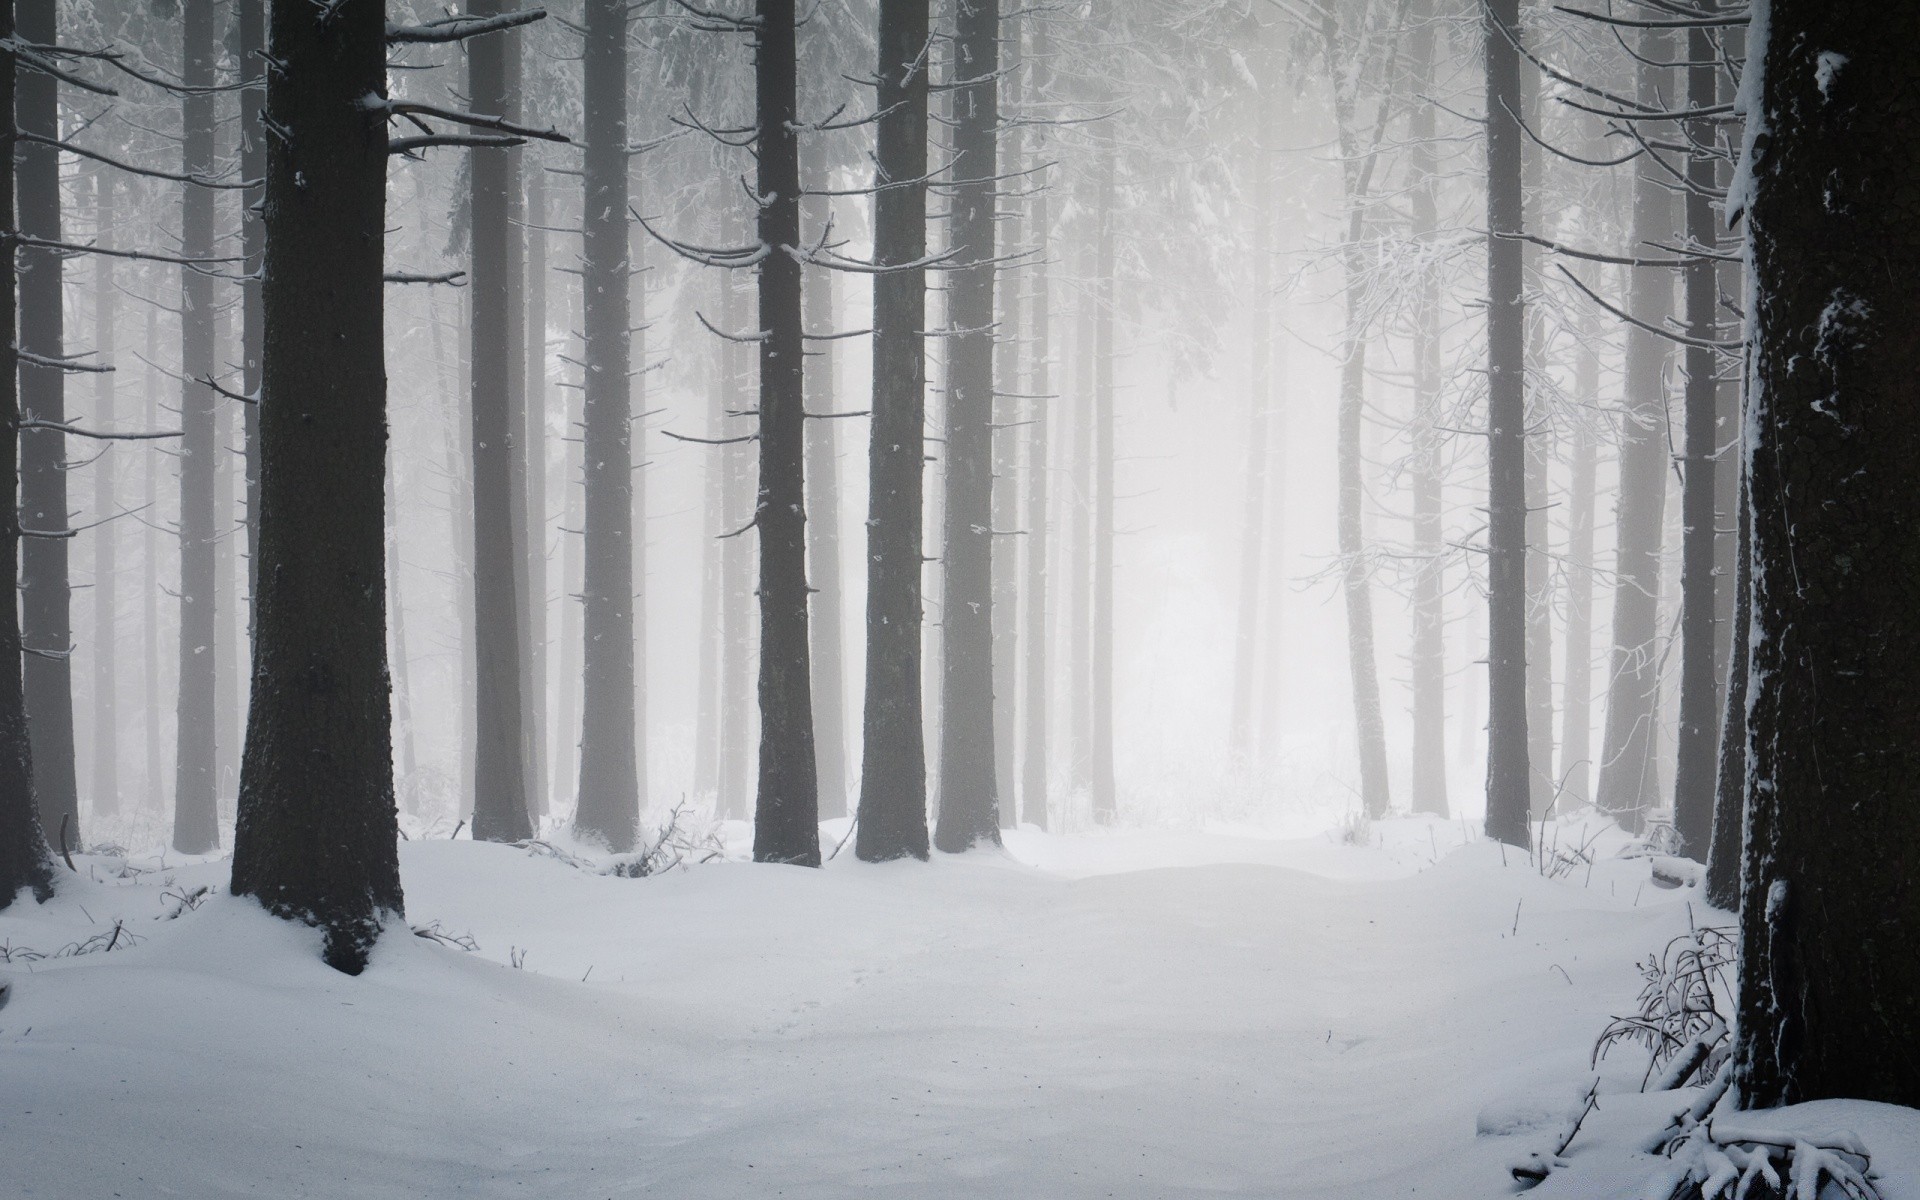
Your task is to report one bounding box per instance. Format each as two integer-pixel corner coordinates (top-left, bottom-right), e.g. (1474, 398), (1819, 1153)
(2, 815), (1913, 1198)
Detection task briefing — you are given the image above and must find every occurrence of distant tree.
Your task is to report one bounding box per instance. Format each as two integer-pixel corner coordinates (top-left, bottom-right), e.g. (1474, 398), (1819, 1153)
(1729, 0), (1920, 1108)
(1, 7), (56, 908)
(854, 0), (933, 864)
(229, 0), (401, 974)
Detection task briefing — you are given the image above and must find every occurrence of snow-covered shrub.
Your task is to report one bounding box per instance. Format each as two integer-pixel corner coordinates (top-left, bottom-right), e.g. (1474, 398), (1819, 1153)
(1594, 920), (1735, 1090)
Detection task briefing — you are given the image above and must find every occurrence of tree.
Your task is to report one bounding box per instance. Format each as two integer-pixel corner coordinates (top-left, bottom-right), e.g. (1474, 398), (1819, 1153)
(1482, 0), (1530, 849)
(749, 0), (820, 867)
(468, 1), (534, 844)
(17, 0), (76, 851)
(1017, 9), (1052, 833)
(229, 0), (401, 975)
(934, 0), (1003, 853)
(1730, 0), (1920, 1109)
(90, 169), (119, 819)
(1, 6), (56, 908)
(573, 0), (641, 853)
(854, 0), (932, 863)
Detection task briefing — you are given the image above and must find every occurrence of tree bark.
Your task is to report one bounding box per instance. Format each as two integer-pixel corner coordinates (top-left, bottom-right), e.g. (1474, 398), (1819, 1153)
(574, 0), (640, 852)
(143, 305), (164, 817)
(467, 1), (533, 842)
(719, 268), (753, 822)
(801, 188), (848, 821)
(1731, 0), (1920, 1108)
(1482, 0), (1530, 848)
(239, 0), (264, 645)
(230, 0), (402, 975)
(1705, 451), (1747, 911)
(933, 0), (1002, 853)
(1595, 30), (1675, 832)
(171, 0), (220, 854)
(1671, 8), (1725, 859)
(1018, 13), (1051, 832)
(525, 155), (550, 825)
(750, 0), (820, 866)
(0, 7), (55, 907)
(854, 0), (933, 861)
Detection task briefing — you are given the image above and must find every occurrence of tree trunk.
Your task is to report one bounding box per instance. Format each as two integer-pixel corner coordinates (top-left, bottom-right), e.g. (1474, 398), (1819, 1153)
(467, 2), (532, 842)
(1018, 11), (1051, 833)
(90, 170), (119, 818)
(719, 268), (753, 823)
(1671, 9), (1724, 859)
(932, 0), (1002, 853)
(749, 0), (820, 866)
(1705, 451), (1747, 911)
(1229, 115), (1274, 767)
(171, 0), (220, 854)
(1481, 0), (1530, 848)
(694, 271), (724, 806)
(1406, 0), (1447, 815)
(1558, 341), (1598, 810)
(144, 305), (164, 816)
(553, 273), (585, 814)
(239, 0), (264, 645)
(18, 0), (76, 851)
(1595, 30), (1675, 832)
(386, 458), (417, 789)
(1068, 228), (1095, 800)
(0, 8), (55, 907)
(1089, 145), (1117, 825)
(991, 123), (1021, 831)
(801, 187), (848, 822)
(525, 155), (550, 826)
(1731, 0), (1920, 1108)
(230, 0), (402, 976)
(574, 0), (640, 852)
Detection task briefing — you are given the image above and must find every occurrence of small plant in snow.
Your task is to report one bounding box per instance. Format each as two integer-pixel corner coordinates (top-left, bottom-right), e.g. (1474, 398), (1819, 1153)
(1594, 917), (1735, 1090)
(411, 921), (480, 953)
(1336, 809), (1372, 847)
(0, 940), (45, 965)
(607, 804), (727, 878)
(159, 884), (213, 920)
(514, 838), (599, 871)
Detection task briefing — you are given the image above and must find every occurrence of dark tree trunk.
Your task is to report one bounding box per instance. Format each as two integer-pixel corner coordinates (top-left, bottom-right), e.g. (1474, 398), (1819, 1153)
(574, 0), (640, 852)
(801, 188), (847, 821)
(1407, 0), (1447, 815)
(239, 0), (264, 643)
(90, 169), (119, 817)
(1705, 454), (1747, 911)
(1482, 0), (1530, 848)
(854, 0), (931, 861)
(172, 0), (220, 855)
(932, 0), (1002, 853)
(1671, 9), (1724, 859)
(1731, 0), (1920, 1108)
(1017, 14), (1051, 832)
(991, 120), (1020, 831)
(18, 0), (75, 850)
(229, 0), (402, 976)
(467, 1), (532, 842)
(750, 0), (820, 867)
(0, 10), (55, 907)
(1595, 31), (1675, 831)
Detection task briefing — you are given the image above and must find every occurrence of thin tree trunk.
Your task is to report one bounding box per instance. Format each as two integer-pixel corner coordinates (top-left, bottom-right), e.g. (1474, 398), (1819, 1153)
(1519, 3), (1554, 824)
(854, 0), (933, 862)
(525, 156), (550, 826)
(1406, 1), (1447, 814)
(1229, 117), (1274, 767)
(172, 0), (220, 854)
(1705, 446), (1747, 911)
(1595, 31), (1675, 832)
(0, 8), (55, 906)
(719, 268), (753, 822)
(694, 270), (724, 805)
(90, 170), (119, 818)
(749, 0), (820, 866)
(1018, 11), (1051, 833)
(991, 109), (1022, 829)
(574, 0), (640, 851)
(467, 3), (532, 842)
(1732, 0), (1920, 1107)
(553, 273), (584, 814)
(230, 0), (402, 975)
(628, 168), (650, 824)
(1089, 144), (1117, 825)
(239, 0), (264, 645)
(1482, 0), (1530, 848)
(386, 460), (417, 790)
(144, 304), (163, 815)
(1558, 341), (1598, 810)
(1068, 228), (1095, 801)
(214, 317), (240, 805)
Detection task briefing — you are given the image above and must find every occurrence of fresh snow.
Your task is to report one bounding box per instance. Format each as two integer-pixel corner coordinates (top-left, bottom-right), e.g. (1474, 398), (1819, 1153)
(3, 815), (1914, 1198)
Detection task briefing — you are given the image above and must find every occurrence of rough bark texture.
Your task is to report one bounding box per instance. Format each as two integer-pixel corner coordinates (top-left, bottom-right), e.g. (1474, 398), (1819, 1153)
(467, 1), (533, 843)
(1671, 11), (1724, 859)
(750, 0), (820, 867)
(1731, 0), (1920, 1109)
(229, 0), (402, 976)
(573, 0), (640, 852)
(1481, 0), (1530, 849)
(171, 0), (220, 855)
(933, 0), (1002, 853)
(18, 0), (76, 851)
(1595, 31), (1674, 831)
(0, 10), (56, 908)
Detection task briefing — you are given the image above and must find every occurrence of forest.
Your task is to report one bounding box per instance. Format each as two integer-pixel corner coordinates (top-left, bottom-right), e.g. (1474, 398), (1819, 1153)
(1, 0), (1917, 1196)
